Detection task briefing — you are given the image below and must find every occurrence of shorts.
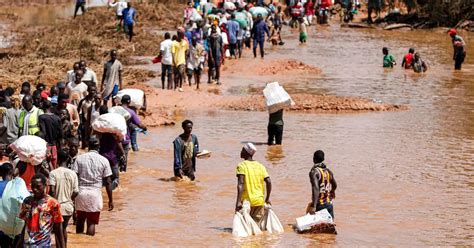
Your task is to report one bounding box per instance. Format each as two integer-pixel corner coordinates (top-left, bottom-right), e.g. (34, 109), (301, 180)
(299, 32), (307, 42)
(104, 85), (119, 101)
(76, 211), (101, 225)
(187, 68), (202, 76)
(250, 205), (265, 225)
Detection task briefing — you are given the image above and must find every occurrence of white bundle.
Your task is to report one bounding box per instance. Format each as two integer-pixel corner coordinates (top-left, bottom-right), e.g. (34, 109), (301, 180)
(109, 106), (131, 120)
(241, 201), (262, 236)
(295, 208), (334, 232)
(9, 135), (47, 166)
(263, 82), (295, 114)
(224, 1), (236, 10)
(260, 204), (284, 234)
(232, 211), (251, 237)
(114, 89), (145, 109)
(92, 113), (127, 140)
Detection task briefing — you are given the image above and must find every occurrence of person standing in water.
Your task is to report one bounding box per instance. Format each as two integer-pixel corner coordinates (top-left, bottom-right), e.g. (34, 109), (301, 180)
(401, 48), (415, 69)
(235, 143), (272, 225)
(448, 29), (466, 70)
(382, 47), (396, 68)
(268, 109), (284, 145)
(308, 150), (337, 218)
(173, 120), (199, 181)
(412, 52), (428, 73)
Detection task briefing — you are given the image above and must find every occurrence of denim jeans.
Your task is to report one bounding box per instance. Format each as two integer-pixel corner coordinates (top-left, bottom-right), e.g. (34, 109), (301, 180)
(130, 128), (138, 151)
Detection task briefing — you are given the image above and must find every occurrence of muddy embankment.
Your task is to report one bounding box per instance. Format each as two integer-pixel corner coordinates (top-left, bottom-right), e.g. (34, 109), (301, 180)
(0, 1), (407, 127)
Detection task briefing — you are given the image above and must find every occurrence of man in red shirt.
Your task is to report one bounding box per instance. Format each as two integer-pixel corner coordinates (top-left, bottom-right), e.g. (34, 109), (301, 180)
(401, 48), (415, 69)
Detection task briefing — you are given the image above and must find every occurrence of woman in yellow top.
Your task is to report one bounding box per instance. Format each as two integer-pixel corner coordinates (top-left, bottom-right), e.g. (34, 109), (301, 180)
(235, 143), (272, 225)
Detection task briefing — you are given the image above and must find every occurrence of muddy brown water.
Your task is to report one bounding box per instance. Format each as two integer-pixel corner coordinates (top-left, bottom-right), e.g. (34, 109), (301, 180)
(66, 25), (474, 246)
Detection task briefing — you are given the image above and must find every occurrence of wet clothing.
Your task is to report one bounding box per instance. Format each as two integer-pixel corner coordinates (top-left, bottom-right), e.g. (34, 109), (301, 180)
(19, 195), (63, 247)
(72, 150), (112, 214)
(268, 109), (284, 145)
(412, 57), (427, 73)
(402, 53), (414, 69)
(383, 54), (396, 68)
(310, 162), (336, 219)
(236, 160), (269, 207)
(451, 34), (466, 70)
(173, 134), (199, 179)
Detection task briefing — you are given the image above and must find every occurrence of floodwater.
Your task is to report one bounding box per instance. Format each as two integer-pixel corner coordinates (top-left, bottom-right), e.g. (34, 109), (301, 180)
(67, 23), (474, 247)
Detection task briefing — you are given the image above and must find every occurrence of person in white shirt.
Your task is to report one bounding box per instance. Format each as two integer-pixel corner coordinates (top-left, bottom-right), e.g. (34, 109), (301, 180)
(79, 60), (98, 87)
(109, 0), (128, 30)
(65, 70), (88, 106)
(159, 32), (173, 90)
(65, 62), (80, 85)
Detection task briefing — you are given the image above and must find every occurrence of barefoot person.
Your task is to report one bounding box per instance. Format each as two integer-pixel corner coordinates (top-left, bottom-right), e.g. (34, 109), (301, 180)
(172, 31), (189, 91)
(72, 137), (114, 236)
(19, 174), (65, 248)
(101, 50), (123, 106)
(173, 120), (199, 181)
(235, 143), (272, 225)
(308, 150), (337, 218)
(49, 149), (79, 246)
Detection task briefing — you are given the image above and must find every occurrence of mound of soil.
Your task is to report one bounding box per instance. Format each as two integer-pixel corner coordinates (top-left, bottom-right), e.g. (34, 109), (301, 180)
(219, 94), (407, 113)
(0, 1), (184, 87)
(259, 59), (322, 75)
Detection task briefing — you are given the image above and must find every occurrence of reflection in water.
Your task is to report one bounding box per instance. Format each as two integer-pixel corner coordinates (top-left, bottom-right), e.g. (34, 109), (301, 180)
(66, 24), (473, 246)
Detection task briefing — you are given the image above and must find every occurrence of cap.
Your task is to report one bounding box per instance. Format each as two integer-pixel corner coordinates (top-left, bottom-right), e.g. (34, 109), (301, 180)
(243, 143), (257, 156)
(121, 94), (131, 104)
(448, 28), (457, 35)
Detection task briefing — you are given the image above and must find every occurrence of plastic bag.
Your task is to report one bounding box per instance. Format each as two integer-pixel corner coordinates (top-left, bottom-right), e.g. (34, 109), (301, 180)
(260, 204), (284, 234)
(108, 106), (131, 121)
(114, 89), (145, 109)
(92, 113), (127, 140)
(241, 201), (262, 236)
(0, 178), (30, 237)
(263, 82), (295, 114)
(9, 135), (47, 166)
(295, 208), (334, 232)
(232, 211), (251, 237)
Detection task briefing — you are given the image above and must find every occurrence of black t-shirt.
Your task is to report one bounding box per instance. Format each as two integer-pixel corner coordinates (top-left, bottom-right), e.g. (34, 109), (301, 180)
(38, 113), (62, 145)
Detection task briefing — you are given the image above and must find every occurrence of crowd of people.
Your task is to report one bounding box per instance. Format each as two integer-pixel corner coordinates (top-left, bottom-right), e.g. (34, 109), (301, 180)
(0, 47), (151, 246)
(0, 0), (469, 246)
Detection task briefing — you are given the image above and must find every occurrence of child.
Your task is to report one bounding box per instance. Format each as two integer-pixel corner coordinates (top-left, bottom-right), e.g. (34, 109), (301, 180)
(299, 18), (308, 44)
(382, 47), (396, 68)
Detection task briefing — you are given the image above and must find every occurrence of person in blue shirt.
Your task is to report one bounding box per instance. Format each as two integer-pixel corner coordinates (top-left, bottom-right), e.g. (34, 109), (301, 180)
(74, 0), (86, 19)
(251, 14), (270, 59)
(122, 3), (136, 42)
(226, 13), (240, 59)
(0, 162), (13, 197)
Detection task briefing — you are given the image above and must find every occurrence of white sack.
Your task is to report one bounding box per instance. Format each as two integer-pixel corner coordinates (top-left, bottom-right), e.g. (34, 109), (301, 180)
(109, 106), (131, 121)
(295, 208), (334, 232)
(232, 211), (251, 237)
(9, 135), (47, 166)
(114, 89), (145, 109)
(241, 201), (262, 236)
(260, 205), (284, 234)
(224, 2), (236, 10)
(92, 113), (127, 140)
(263, 82), (295, 114)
